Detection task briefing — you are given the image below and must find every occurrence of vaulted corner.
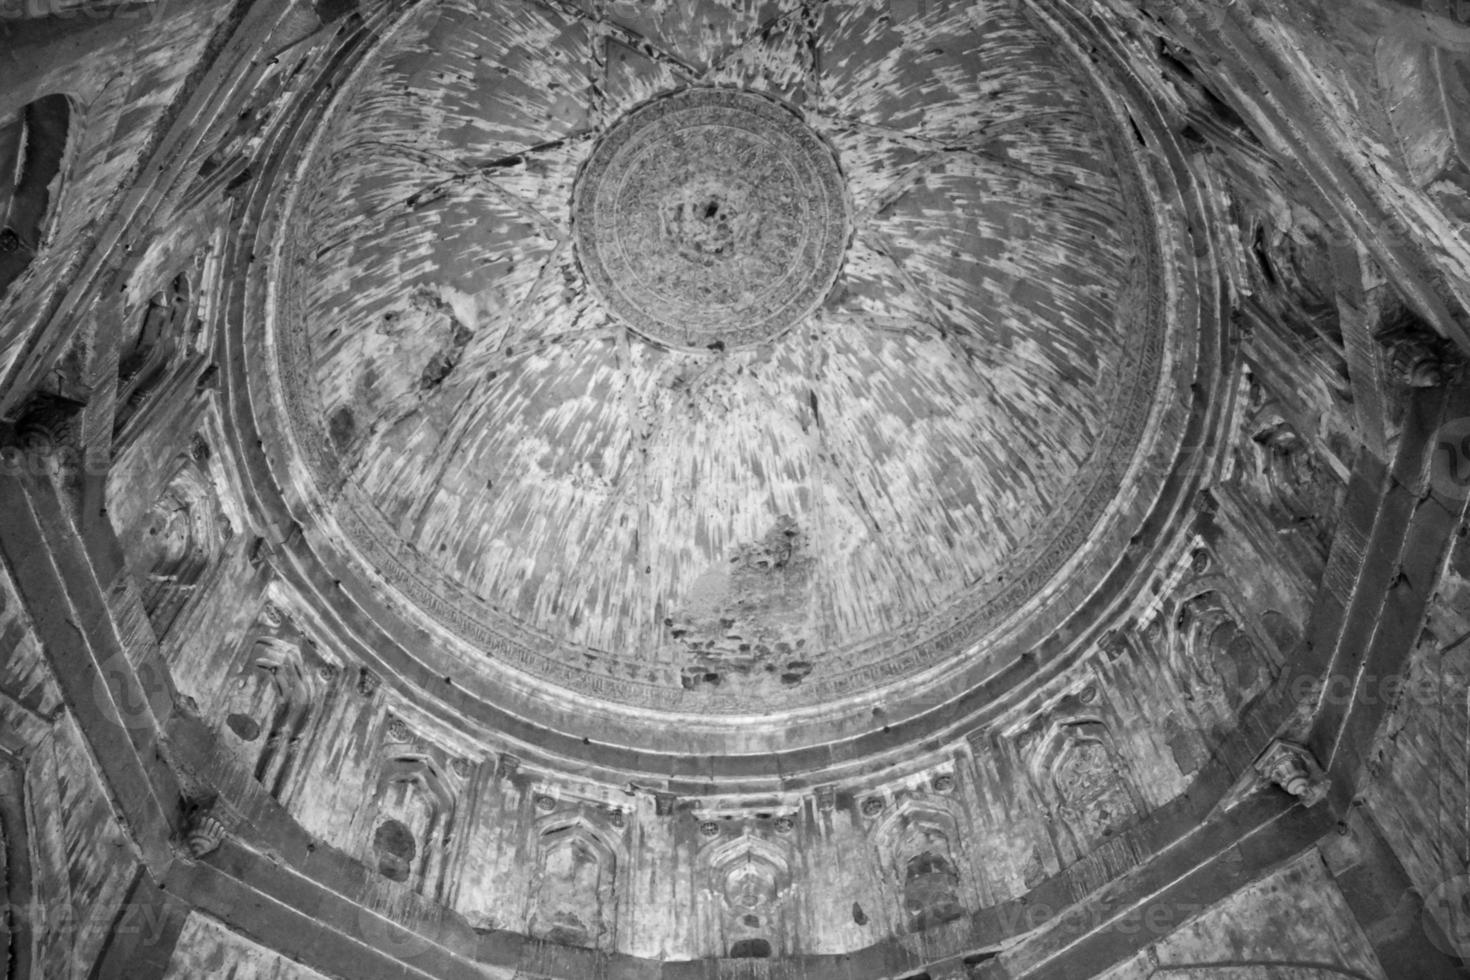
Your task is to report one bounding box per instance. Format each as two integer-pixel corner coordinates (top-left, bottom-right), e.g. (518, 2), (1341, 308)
(0, 1), (1468, 979)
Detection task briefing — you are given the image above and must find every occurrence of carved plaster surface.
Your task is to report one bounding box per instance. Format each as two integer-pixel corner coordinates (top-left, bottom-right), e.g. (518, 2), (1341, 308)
(573, 88), (849, 351)
(255, 0), (1199, 724)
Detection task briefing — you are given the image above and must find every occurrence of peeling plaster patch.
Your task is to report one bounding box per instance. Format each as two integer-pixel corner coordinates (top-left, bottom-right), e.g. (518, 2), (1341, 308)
(671, 516), (818, 688)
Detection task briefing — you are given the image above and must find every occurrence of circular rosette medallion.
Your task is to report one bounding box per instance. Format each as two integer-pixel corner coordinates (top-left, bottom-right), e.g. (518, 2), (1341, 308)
(573, 88), (850, 351)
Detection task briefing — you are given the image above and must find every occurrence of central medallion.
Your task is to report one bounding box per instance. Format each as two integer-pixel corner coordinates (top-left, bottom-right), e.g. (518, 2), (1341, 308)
(573, 88), (850, 351)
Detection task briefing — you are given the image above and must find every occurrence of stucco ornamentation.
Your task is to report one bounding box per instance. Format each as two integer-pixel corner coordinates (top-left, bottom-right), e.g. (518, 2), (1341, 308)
(574, 88), (849, 351)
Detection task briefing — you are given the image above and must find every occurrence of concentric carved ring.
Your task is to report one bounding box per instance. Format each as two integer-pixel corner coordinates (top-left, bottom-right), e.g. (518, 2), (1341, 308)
(573, 88), (850, 351)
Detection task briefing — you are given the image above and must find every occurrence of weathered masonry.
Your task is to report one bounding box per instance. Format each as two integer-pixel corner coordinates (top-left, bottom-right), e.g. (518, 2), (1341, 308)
(0, 1), (1468, 978)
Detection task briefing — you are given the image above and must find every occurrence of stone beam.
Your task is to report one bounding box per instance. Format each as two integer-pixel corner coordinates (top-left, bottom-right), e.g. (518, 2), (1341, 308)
(975, 794), (1333, 980)
(1334, 244), (1392, 459)
(0, 468), (180, 870)
(1308, 384), (1470, 806)
(163, 850), (498, 980)
(87, 869), (191, 980)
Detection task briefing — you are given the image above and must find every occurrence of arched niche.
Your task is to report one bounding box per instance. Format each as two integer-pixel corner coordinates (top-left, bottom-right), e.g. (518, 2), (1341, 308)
(1242, 391), (1340, 558)
(526, 818), (620, 951)
(248, 632), (325, 801)
(1030, 718), (1142, 856)
(872, 801), (970, 935)
(0, 93), (71, 298)
(1168, 584), (1276, 716)
(115, 272), (192, 439)
(212, 599), (338, 810)
(698, 833), (794, 959)
(128, 453), (228, 640)
(371, 755), (456, 902)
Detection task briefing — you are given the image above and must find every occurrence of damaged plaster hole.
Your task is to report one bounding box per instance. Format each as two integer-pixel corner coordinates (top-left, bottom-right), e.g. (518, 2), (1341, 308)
(327, 406), (355, 451)
(661, 183), (749, 263)
(373, 819), (416, 882)
(729, 939), (771, 959)
(225, 713), (261, 741)
(670, 516), (818, 688)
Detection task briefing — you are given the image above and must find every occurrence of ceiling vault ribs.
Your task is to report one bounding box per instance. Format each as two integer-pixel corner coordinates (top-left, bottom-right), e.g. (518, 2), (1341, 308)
(310, 133), (591, 259)
(852, 144), (1096, 233)
(696, 0), (825, 91)
(810, 105), (1095, 153)
(528, 0), (702, 80)
(397, 238), (577, 538)
(852, 227), (1003, 395)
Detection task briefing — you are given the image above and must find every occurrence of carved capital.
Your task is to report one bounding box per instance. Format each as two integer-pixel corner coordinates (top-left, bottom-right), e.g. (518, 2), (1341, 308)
(184, 802), (226, 859)
(1254, 739), (1329, 807)
(1381, 328), (1468, 389)
(258, 601), (286, 631)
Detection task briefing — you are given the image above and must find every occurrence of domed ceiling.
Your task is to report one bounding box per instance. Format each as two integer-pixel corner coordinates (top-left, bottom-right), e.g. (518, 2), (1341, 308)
(259, 0), (1202, 741)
